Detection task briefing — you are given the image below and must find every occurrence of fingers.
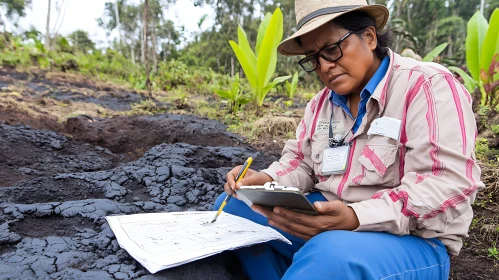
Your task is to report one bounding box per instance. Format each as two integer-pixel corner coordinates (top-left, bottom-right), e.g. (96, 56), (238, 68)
(223, 182), (238, 198)
(268, 220), (313, 241)
(235, 171), (273, 189)
(251, 205), (320, 239)
(273, 207), (320, 228)
(271, 207), (322, 235)
(313, 201), (341, 215)
(225, 166), (238, 190)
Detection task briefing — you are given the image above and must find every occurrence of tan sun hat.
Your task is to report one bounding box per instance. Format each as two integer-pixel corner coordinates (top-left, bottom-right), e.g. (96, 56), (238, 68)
(278, 0), (389, 56)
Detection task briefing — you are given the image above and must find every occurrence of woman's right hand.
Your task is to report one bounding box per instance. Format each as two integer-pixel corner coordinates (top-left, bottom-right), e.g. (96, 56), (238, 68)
(224, 167), (274, 198)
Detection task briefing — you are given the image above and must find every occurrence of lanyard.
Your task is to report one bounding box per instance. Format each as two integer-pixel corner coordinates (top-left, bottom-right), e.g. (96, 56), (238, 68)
(328, 109), (355, 148)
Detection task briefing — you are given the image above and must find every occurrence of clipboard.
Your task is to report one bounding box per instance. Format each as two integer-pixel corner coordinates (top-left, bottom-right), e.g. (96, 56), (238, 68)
(236, 182), (319, 215)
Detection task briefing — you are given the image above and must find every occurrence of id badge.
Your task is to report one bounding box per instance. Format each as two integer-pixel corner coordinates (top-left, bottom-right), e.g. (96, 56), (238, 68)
(321, 145), (351, 175)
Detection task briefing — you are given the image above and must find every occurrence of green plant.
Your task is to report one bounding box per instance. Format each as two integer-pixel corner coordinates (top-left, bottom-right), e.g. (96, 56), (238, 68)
(488, 246), (499, 260)
(130, 99), (165, 115)
(423, 43), (449, 62)
(492, 124), (499, 134)
(470, 218), (480, 230)
(476, 137), (491, 159)
(214, 74), (251, 113)
(285, 72), (299, 99)
(284, 100), (294, 107)
(303, 92), (316, 101)
(173, 93), (189, 110)
(229, 8), (291, 107)
(450, 9), (499, 107)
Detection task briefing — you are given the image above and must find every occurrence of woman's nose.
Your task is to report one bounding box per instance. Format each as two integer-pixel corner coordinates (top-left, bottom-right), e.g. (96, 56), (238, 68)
(318, 56), (336, 73)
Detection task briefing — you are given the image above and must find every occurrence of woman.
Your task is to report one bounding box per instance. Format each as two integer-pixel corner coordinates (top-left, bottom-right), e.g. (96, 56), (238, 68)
(214, 0), (484, 279)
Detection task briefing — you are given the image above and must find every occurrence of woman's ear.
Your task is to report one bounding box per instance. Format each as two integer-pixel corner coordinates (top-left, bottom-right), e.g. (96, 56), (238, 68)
(363, 26), (378, 51)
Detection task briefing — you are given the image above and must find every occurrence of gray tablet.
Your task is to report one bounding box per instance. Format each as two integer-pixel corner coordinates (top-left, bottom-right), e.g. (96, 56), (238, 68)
(236, 182), (319, 215)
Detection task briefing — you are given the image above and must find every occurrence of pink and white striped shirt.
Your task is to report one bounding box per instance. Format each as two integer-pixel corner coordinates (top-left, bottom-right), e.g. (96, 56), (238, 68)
(262, 50), (484, 256)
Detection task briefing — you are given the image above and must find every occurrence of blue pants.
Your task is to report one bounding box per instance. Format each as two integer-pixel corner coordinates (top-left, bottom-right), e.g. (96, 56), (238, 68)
(213, 192), (450, 280)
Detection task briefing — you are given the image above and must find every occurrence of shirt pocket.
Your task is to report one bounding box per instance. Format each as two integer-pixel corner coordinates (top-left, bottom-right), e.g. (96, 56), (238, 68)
(311, 133), (330, 176)
(352, 135), (401, 187)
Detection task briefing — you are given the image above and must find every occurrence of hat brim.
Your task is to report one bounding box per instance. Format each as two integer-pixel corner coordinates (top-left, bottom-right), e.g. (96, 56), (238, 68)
(278, 5), (389, 56)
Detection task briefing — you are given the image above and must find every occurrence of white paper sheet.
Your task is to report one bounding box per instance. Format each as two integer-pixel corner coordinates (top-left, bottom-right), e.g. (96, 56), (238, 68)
(106, 211), (291, 273)
(367, 117), (402, 141)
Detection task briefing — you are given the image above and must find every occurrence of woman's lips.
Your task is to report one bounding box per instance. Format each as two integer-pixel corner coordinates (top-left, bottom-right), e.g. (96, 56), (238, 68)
(329, 74), (344, 84)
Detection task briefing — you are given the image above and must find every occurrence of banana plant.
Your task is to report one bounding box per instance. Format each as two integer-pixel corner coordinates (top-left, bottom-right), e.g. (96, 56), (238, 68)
(450, 9), (499, 108)
(423, 43), (448, 62)
(214, 73), (251, 113)
(229, 8), (291, 107)
(285, 72), (299, 98)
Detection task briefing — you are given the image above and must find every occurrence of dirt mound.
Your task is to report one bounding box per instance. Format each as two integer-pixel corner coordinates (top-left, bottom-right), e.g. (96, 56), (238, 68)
(0, 69), (147, 112)
(0, 124), (117, 187)
(0, 104), (64, 132)
(64, 114), (244, 158)
(253, 116), (297, 138)
(0, 121), (274, 279)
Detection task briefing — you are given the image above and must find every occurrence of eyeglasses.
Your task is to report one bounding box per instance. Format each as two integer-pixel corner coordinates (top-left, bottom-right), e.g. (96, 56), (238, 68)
(298, 31), (353, 73)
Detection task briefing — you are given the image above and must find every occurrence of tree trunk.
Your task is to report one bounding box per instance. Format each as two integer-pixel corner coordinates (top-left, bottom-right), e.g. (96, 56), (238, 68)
(143, 0), (152, 99)
(152, 16), (158, 74)
(131, 46), (135, 64)
(395, 0), (403, 18)
(140, 29), (145, 64)
(115, 0), (122, 48)
(45, 0), (51, 50)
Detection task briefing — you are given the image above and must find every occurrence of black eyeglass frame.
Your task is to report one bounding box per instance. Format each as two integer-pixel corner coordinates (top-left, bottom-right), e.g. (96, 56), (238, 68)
(298, 31), (353, 73)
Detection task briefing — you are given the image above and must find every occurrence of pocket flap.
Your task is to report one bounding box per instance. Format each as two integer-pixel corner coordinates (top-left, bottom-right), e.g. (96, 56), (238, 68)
(358, 144), (398, 177)
(311, 134), (329, 164)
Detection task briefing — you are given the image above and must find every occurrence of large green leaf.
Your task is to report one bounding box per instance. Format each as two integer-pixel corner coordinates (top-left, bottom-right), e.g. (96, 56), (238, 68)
(231, 73), (240, 96)
(257, 8), (283, 95)
(261, 75), (292, 105)
(256, 13), (272, 57)
(229, 41), (257, 90)
(448, 66), (478, 93)
(291, 72), (298, 94)
(423, 43), (448, 62)
(215, 89), (234, 100)
(480, 8), (499, 82)
(237, 26), (257, 78)
(466, 11), (489, 82)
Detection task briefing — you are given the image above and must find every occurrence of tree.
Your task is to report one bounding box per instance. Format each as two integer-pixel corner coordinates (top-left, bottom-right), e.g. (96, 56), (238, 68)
(434, 16), (466, 63)
(485, 0), (499, 19)
(0, 0), (32, 28)
(192, 0), (260, 74)
(68, 30), (95, 53)
(45, 0), (51, 50)
(389, 0), (487, 54)
(114, 0), (122, 46)
(43, 0), (69, 51)
(143, 0), (152, 98)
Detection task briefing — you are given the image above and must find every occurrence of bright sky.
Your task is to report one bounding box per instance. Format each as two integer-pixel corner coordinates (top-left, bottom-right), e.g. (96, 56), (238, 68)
(5, 0), (215, 49)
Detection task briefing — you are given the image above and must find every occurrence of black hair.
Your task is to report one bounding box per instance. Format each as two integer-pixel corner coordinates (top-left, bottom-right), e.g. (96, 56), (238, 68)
(295, 10), (392, 60)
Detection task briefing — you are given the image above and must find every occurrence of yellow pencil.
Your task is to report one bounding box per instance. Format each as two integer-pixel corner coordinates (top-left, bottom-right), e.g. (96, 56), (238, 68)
(211, 157), (253, 223)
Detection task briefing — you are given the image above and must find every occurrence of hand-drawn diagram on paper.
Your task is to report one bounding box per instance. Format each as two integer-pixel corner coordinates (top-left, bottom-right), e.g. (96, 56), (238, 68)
(106, 211), (290, 273)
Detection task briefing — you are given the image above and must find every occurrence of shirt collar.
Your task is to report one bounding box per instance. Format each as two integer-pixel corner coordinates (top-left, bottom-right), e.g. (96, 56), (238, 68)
(329, 55), (391, 106)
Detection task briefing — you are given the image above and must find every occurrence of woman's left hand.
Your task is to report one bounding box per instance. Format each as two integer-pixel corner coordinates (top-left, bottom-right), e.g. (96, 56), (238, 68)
(252, 201), (360, 240)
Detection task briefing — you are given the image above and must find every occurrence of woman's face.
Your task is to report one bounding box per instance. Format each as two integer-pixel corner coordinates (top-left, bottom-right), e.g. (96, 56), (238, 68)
(300, 22), (379, 96)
